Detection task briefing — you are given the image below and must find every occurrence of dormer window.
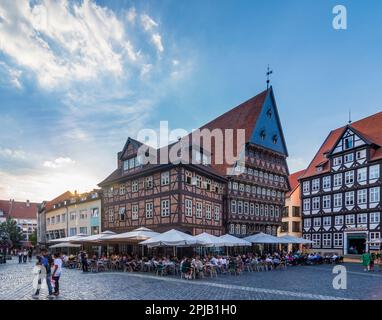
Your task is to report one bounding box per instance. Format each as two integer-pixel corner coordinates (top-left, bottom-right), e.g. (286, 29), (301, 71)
(266, 108), (272, 118)
(272, 134), (278, 144)
(344, 136), (354, 150)
(123, 160), (129, 171)
(260, 130), (266, 141)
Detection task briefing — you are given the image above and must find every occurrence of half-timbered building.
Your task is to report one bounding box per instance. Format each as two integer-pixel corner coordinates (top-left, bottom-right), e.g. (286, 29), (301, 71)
(299, 112), (382, 255)
(99, 87), (290, 236)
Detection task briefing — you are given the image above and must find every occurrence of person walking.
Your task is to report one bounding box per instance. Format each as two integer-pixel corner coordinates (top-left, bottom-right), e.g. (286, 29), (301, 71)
(28, 248), (33, 262)
(81, 251), (89, 273)
(40, 249), (54, 298)
(18, 250), (22, 264)
(51, 253), (63, 296)
(23, 249), (28, 263)
(361, 250), (372, 272)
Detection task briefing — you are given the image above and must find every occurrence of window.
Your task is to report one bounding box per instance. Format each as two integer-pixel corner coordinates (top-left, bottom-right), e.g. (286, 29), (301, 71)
(370, 187), (380, 203)
(334, 174), (342, 187)
(185, 199), (193, 216)
(161, 200), (170, 217)
(69, 228), (77, 236)
(335, 215), (344, 225)
(241, 224), (247, 235)
(370, 232), (381, 243)
(91, 208), (99, 218)
(323, 176), (331, 189)
(345, 171), (354, 184)
(312, 234), (321, 247)
(370, 212), (380, 224)
(214, 206), (220, 221)
(303, 199), (311, 211)
(333, 157), (342, 166)
(312, 179), (320, 191)
(61, 213), (66, 222)
(196, 175), (202, 188)
(232, 182), (238, 190)
(334, 193), (342, 208)
(132, 205), (138, 220)
(238, 201), (243, 214)
(370, 165), (380, 180)
(357, 168), (367, 182)
(255, 204), (259, 216)
(196, 202), (203, 218)
(312, 197), (320, 210)
(132, 180), (139, 192)
(206, 204), (212, 220)
(79, 227), (87, 234)
(123, 160), (129, 171)
(70, 212), (76, 221)
(229, 224), (235, 234)
(344, 136), (354, 150)
(292, 206), (300, 217)
(292, 221), (300, 232)
(323, 216), (331, 226)
(260, 204), (264, 216)
(323, 195), (331, 209)
(119, 184), (126, 195)
(80, 210), (87, 220)
(145, 202), (153, 218)
(323, 234), (331, 247)
(245, 185), (251, 194)
(161, 171), (170, 185)
(51, 216), (55, 224)
(345, 192), (355, 206)
(243, 202), (249, 215)
(313, 218), (321, 227)
(119, 207), (126, 221)
(250, 203), (255, 215)
(206, 179), (211, 191)
(356, 149), (367, 160)
(56, 215), (60, 223)
(264, 205), (269, 217)
(270, 205), (274, 217)
(304, 218), (311, 228)
(185, 171), (192, 185)
(129, 157), (135, 169)
(239, 184), (245, 192)
(275, 206), (280, 217)
(231, 200), (236, 214)
(357, 213), (367, 224)
(345, 214), (355, 225)
(357, 189), (367, 204)
(281, 222), (289, 233)
(344, 153), (354, 163)
(145, 176), (153, 189)
(108, 208), (114, 223)
(334, 233), (343, 247)
(235, 224), (241, 235)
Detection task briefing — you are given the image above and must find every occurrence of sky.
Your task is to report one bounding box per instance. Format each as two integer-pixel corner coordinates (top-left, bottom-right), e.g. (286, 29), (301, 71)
(0, 0), (382, 202)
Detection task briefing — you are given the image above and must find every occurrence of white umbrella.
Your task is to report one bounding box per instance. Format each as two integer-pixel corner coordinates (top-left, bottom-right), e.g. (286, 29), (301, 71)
(218, 234), (251, 247)
(102, 227), (160, 243)
(194, 232), (225, 247)
(49, 242), (81, 248)
(49, 233), (88, 243)
(278, 235), (307, 244)
(72, 230), (117, 244)
(244, 232), (288, 244)
(139, 229), (202, 248)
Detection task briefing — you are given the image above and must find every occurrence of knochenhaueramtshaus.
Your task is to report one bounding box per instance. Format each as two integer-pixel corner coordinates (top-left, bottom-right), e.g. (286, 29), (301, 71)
(98, 87), (290, 237)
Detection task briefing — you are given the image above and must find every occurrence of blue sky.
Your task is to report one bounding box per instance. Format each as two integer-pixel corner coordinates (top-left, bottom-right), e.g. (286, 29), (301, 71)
(1, 0), (382, 202)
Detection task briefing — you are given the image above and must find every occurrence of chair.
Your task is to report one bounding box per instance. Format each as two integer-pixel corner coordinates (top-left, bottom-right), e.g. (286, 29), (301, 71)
(228, 261), (238, 276)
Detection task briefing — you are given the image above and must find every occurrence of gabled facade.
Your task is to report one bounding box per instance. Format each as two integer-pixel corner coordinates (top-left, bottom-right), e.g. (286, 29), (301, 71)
(300, 112), (382, 255)
(99, 87), (290, 237)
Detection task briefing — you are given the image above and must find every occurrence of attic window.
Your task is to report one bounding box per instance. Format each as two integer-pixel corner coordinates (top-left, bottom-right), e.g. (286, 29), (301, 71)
(267, 108), (272, 118)
(272, 135), (278, 144)
(260, 130), (266, 141)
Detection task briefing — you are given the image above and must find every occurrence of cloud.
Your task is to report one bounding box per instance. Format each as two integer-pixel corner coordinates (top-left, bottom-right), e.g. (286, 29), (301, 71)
(152, 33), (164, 53)
(140, 14), (158, 31)
(0, 62), (22, 89)
(43, 157), (76, 169)
(126, 7), (136, 23)
(0, 147), (26, 160)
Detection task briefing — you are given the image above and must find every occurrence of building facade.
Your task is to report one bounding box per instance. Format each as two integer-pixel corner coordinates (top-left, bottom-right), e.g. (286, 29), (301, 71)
(45, 190), (102, 241)
(0, 199), (38, 241)
(279, 170), (305, 250)
(99, 87), (290, 236)
(300, 113), (382, 255)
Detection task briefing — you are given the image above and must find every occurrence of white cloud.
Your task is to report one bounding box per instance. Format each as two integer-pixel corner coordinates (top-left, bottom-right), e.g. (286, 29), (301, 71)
(140, 14), (158, 31)
(0, 62), (22, 89)
(140, 63), (153, 77)
(152, 33), (164, 53)
(0, 147), (26, 160)
(126, 7), (136, 23)
(172, 59), (179, 66)
(43, 157), (76, 169)
(0, 1), (142, 89)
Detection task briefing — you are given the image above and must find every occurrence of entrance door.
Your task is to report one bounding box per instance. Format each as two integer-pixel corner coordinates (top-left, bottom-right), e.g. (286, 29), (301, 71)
(347, 233), (367, 254)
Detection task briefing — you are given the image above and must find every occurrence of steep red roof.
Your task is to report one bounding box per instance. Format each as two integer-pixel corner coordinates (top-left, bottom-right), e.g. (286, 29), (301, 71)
(0, 199), (38, 220)
(286, 169), (306, 197)
(45, 191), (73, 212)
(301, 112), (382, 179)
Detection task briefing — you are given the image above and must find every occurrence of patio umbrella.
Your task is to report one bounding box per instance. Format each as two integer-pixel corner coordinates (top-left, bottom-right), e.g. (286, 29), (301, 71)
(71, 230), (117, 244)
(139, 229), (202, 248)
(49, 242), (81, 248)
(279, 235), (314, 244)
(218, 234), (251, 247)
(194, 232), (225, 247)
(49, 233), (88, 243)
(244, 232), (288, 244)
(101, 227), (160, 243)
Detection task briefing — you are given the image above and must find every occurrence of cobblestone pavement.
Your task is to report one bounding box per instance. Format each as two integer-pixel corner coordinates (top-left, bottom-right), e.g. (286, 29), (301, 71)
(1, 258), (381, 300)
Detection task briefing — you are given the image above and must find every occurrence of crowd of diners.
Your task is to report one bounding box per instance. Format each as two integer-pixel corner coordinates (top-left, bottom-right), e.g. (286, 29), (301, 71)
(56, 250), (344, 279)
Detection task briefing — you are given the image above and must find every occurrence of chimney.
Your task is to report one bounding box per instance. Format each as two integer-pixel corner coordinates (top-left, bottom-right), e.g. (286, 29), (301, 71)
(26, 200), (30, 207)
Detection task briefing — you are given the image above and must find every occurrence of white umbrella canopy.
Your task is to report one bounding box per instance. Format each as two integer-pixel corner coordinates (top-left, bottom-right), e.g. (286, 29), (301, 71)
(101, 227), (160, 243)
(244, 232), (288, 244)
(72, 230), (117, 243)
(279, 235), (314, 244)
(194, 232), (225, 247)
(139, 229), (202, 248)
(49, 233), (88, 243)
(49, 242), (81, 248)
(218, 234), (251, 247)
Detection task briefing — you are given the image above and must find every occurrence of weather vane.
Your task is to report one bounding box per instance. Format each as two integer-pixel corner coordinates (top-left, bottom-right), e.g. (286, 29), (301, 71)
(266, 65), (273, 89)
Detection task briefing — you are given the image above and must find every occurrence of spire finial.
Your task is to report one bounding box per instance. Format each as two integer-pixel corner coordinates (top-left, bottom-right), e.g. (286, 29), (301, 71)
(348, 109), (352, 124)
(266, 64), (273, 89)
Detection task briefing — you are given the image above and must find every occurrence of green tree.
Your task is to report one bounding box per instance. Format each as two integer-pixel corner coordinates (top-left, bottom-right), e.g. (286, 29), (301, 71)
(0, 217), (24, 248)
(29, 229), (37, 246)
